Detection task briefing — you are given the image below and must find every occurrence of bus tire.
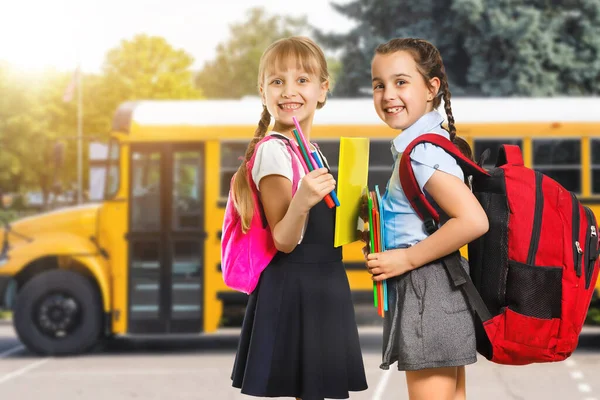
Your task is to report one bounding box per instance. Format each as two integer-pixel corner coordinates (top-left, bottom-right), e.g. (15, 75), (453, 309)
(13, 269), (102, 356)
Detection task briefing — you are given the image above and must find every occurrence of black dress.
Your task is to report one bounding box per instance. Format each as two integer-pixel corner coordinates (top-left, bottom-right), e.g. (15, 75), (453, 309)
(231, 199), (368, 400)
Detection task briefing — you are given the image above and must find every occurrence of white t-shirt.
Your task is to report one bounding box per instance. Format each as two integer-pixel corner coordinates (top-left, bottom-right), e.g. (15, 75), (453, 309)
(250, 132), (329, 243)
(251, 134), (304, 191)
(251, 132), (328, 190)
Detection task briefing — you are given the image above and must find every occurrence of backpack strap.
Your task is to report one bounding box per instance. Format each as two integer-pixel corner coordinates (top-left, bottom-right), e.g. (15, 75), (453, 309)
(398, 133), (492, 323)
(442, 252), (493, 322)
(399, 134), (489, 229)
(246, 134), (302, 195)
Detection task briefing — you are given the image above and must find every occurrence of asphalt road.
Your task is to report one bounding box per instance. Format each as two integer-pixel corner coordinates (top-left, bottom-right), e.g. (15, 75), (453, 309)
(1, 321), (600, 399)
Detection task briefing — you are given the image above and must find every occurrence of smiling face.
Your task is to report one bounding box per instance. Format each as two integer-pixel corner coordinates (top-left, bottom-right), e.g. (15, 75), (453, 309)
(371, 50), (440, 130)
(260, 60), (328, 135)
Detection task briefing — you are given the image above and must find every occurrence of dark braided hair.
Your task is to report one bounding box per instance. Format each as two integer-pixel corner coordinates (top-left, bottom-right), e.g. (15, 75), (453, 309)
(375, 38), (472, 160)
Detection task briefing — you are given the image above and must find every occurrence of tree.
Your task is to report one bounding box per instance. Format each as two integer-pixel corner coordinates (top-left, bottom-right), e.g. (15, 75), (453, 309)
(195, 8), (309, 98)
(455, 0), (600, 95)
(100, 33), (202, 128)
(315, 0), (452, 97)
(0, 64), (34, 195)
(316, 0), (600, 96)
(0, 34), (202, 208)
(0, 67), (61, 206)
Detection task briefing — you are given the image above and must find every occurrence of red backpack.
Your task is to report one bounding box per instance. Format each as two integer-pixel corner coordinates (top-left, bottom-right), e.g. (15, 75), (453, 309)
(400, 134), (600, 365)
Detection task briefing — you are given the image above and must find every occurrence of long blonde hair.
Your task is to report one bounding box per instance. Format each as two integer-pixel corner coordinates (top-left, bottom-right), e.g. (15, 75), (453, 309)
(232, 36), (330, 232)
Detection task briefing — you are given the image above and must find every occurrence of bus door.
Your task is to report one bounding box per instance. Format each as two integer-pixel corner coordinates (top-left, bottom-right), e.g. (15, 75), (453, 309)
(127, 143), (206, 334)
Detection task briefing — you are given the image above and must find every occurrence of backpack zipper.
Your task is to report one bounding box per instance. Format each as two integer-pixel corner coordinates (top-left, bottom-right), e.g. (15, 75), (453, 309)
(584, 206), (598, 289)
(571, 192), (582, 277)
(527, 172), (544, 265)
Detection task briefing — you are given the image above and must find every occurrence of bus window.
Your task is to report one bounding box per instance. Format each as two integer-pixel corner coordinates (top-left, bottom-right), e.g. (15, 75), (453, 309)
(173, 151), (203, 230)
(220, 142), (248, 198)
(131, 150), (161, 231)
(533, 139), (581, 193)
(592, 139), (600, 194)
(314, 141), (340, 174)
(104, 139), (120, 199)
(368, 140), (393, 191)
(316, 140), (392, 192)
(474, 139), (523, 168)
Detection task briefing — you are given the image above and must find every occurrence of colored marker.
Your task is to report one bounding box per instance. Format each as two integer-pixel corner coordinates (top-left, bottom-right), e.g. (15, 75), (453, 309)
(292, 117), (339, 207)
(311, 150), (340, 206)
(293, 129), (335, 208)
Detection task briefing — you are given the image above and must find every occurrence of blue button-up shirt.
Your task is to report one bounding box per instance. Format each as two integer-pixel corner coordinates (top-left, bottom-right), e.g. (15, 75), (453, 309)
(381, 111), (464, 249)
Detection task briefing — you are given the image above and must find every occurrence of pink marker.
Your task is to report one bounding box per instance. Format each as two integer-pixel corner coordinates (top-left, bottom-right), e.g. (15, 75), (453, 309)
(292, 117), (319, 170)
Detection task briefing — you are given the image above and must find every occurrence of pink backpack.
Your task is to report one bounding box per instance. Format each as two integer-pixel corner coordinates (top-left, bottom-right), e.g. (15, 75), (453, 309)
(221, 134), (302, 294)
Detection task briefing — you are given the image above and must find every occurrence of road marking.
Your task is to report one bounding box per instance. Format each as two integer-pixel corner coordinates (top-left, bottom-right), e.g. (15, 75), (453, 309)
(372, 367), (393, 400)
(570, 370), (584, 380)
(33, 369), (211, 376)
(565, 358), (595, 398)
(0, 358), (49, 385)
(0, 345), (24, 358)
(578, 383), (592, 393)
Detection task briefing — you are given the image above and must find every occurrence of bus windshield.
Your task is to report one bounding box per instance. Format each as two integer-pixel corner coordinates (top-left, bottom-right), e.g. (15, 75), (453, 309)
(104, 139), (120, 199)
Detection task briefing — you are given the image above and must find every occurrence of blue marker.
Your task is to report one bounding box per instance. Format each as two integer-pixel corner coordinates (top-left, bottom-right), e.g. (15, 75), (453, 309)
(375, 185), (388, 312)
(311, 151), (341, 207)
(383, 280), (388, 311)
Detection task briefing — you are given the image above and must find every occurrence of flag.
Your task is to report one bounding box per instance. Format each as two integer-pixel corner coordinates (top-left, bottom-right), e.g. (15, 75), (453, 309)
(63, 67), (80, 103)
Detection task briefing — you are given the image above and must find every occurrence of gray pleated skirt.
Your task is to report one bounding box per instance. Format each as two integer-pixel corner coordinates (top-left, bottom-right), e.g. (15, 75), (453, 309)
(380, 256), (477, 371)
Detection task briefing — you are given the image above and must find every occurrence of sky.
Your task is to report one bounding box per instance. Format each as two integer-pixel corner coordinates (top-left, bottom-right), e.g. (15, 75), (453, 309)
(0, 0), (355, 73)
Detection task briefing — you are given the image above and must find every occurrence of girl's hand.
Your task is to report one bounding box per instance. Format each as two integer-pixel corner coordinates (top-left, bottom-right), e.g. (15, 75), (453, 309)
(294, 168), (336, 212)
(366, 248), (415, 281)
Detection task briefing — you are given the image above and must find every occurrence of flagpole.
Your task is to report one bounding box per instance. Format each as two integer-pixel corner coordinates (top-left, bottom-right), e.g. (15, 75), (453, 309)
(72, 9), (83, 206)
(77, 64), (83, 205)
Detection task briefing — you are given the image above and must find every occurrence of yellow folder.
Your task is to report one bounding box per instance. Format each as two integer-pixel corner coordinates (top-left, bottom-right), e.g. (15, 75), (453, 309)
(334, 137), (370, 247)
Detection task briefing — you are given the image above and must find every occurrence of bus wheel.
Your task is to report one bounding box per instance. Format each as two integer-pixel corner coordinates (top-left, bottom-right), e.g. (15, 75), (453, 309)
(14, 269), (102, 356)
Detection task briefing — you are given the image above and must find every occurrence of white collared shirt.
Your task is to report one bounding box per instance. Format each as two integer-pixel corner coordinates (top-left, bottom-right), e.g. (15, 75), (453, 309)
(381, 111), (464, 248)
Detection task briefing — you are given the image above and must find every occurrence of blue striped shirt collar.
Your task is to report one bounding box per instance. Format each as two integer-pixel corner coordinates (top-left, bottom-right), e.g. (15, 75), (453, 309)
(391, 111), (449, 155)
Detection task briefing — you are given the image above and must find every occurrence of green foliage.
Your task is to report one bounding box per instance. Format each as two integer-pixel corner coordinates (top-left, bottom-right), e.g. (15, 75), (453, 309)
(0, 68), (57, 200)
(195, 8), (309, 98)
(327, 57), (343, 93)
(586, 292), (600, 325)
(0, 35), (201, 206)
(587, 307), (600, 325)
(316, 0), (600, 96)
(102, 34), (201, 107)
(96, 34), (202, 134)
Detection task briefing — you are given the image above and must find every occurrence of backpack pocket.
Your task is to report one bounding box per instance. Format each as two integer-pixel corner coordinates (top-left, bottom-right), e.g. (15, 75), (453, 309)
(571, 192), (583, 277)
(583, 206), (598, 290)
(505, 260), (562, 320)
(503, 307), (560, 350)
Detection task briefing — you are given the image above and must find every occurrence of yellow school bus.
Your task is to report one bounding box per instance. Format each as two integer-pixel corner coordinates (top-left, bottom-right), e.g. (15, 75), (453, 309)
(0, 97), (598, 355)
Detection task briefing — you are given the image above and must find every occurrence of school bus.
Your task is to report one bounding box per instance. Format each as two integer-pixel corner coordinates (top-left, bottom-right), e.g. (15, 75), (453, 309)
(0, 97), (597, 355)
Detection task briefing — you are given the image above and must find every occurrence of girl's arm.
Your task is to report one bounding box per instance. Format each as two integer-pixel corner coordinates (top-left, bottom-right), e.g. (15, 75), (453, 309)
(404, 170), (489, 267)
(259, 168), (335, 253)
(367, 170), (488, 280)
